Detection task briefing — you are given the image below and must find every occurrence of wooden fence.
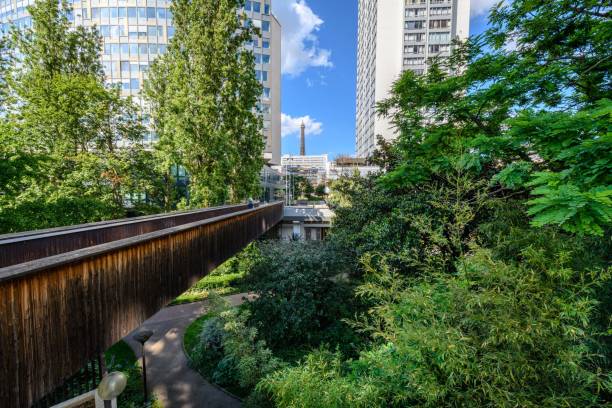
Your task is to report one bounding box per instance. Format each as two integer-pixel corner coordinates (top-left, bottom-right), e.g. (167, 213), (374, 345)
(0, 202), (283, 407)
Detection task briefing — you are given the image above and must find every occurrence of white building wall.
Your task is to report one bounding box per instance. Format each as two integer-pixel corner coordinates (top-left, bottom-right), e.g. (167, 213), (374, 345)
(356, 0), (471, 158)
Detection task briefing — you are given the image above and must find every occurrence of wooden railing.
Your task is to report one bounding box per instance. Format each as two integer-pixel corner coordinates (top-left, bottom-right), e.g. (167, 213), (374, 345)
(0, 202), (283, 407)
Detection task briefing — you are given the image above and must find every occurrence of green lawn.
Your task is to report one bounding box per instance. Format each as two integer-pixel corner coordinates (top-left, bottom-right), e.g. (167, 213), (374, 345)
(171, 272), (245, 305)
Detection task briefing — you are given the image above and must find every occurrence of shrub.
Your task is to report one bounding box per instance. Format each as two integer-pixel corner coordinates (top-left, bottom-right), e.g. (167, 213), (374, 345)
(244, 240), (360, 353)
(262, 249), (611, 407)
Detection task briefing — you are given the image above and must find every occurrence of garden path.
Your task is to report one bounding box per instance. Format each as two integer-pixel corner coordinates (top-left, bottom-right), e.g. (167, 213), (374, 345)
(124, 293), (253, 408)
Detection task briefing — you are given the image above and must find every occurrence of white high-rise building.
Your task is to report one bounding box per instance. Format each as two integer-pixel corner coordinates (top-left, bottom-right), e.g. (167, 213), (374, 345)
(356, 0), (470, 158)
(0, 0), (281, 164)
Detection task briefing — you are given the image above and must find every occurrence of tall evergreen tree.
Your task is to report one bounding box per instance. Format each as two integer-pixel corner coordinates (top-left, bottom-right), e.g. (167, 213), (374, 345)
(145, 0), (264, 206)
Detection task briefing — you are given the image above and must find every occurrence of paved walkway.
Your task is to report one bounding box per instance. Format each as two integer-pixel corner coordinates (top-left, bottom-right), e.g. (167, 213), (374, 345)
(124, 293), (253, 408)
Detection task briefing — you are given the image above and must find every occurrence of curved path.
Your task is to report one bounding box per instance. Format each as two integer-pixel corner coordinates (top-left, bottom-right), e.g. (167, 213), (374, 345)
(124, 294), (253, 408)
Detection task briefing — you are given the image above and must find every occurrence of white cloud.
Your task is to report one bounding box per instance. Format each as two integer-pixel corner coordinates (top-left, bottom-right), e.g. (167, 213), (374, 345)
(471, 0), (500, 17)
(273, 0), (333, 77)
(281, 113), (323, 138)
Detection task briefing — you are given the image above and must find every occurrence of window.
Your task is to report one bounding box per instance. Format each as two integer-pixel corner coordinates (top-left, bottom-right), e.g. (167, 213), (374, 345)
(262, 21), (270, 32)
(262, 54), (270, 64)
(262, 87), (270, 98)
(157, 8), (166, 19)
(99, 25), (110, 37)
(245, 1), (252, 11)
(405, 33), (424, 42)
(147, 26), (157, 37)
(110, 7), (118, 18)
(91, 7), (100, 18)
(100, 8), (109, 19)
(404, 57), (424, 65)
(168, 26), (175, 38)
(130, 43), (138, 56)
(120, 61), (130, 73)
(405, 8), (425, 17)
(256, 70), (268, 81)
(429, 19), (450, 29)
(147, 7), (156, 18)
(429, 44), (450, 53)
(139, 43), (148, 55)
(149, 44), (158, 55)
(253, 1), (260, 13)
(405, 20), (424, 29)
(127, 7), (137, 18)
(118, 7), (126, 18)
(130, 78), (139, 90)
(404, 45), (424, 54)
(264, 3), (270, 14)
(102, 61), (112, 76)
(81, 8), (88, 18)
(430, 7), (451, 15)
(138, 7), (146, 19)
(429, 32), (450, 43)
(262, 40), (270, 49)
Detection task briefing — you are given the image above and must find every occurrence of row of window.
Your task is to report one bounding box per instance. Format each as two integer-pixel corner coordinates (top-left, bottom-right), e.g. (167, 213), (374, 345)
(99, 24), (174, 38)
(110, 78), (141, 90)
(404, 44), (450, 54)
(244, 1), (271, 15)
(255, 69), (268, 81)
(256, 102), (271, 114)
(405, 6), (451, 17)
(254, 53), (271, 64)
(405, 19), (450, 29)
(87, 7), (172, 21)
(102, 60), (149, 77)
(404, 32), (450, 43)
(103, 42), (167, 56)
(406, 0), (450, 4)
(247, 18), (270, 32)
(246, 37), (270, 49)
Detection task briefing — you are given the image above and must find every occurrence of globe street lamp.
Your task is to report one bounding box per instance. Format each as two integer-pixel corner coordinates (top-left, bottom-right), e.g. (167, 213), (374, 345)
(133, 329), (154, 403)
(97, 371), (127, 408)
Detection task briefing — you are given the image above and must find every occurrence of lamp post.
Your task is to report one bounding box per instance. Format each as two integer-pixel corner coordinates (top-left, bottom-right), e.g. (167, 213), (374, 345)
(97, 371), (127, 408)
(133, 329), (154, 403)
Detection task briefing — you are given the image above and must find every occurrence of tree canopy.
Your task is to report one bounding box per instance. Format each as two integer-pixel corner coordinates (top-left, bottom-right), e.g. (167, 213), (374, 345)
(145, 0), (264, 207)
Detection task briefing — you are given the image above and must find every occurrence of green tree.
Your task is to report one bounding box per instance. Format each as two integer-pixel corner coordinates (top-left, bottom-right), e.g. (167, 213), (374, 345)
(377, 1), (611, 236)
(314, 183), (326, 197)
(145, 0), (264, 207)
(258, 2), (612, 406)
(0, 0), (162, 232)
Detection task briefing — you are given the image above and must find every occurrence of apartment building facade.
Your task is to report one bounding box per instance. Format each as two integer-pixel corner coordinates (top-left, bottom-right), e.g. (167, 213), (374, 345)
(356, 0), (470, 158)
(0, 0), (281, 164)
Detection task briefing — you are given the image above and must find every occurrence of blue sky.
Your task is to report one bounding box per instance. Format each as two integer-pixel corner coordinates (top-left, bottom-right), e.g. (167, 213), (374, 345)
(273, 0), (498, 158)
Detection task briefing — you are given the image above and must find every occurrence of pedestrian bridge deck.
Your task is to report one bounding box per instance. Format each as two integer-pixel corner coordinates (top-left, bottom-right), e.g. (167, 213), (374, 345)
(0, 202), (283, 407)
